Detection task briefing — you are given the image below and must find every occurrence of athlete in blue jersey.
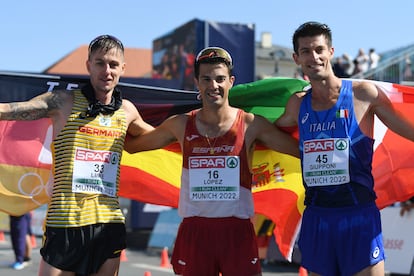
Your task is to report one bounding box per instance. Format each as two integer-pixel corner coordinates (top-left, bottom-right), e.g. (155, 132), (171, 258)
(275, 21), (414, 276)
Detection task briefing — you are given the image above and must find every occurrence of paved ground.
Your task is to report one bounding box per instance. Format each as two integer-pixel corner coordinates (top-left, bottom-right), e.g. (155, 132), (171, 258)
(0, 232), (301, 276)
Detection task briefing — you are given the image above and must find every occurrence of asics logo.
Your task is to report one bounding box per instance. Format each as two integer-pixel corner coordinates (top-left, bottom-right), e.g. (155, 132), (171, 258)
(301, 113), (309, 124)
(372, 246), (380, 259)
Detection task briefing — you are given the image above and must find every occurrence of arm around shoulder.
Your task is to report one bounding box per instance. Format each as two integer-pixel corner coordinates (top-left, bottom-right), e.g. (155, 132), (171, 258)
(253, 114), (300, 158)
(124, 114), (184, 154)
(274, 91), (304, 128)
(122, 99), (154, 137)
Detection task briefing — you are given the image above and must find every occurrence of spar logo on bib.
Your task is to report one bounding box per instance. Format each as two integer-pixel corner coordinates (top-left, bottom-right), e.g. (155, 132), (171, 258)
(335, 139), (348, 150)
(304, 139), (348, 153)
(189, 157), (226, 168)
(303, 139), (334, 153)
(226, 157), (238, 168)
(75, 148), (119, 164)
(189, 156), (239, 169)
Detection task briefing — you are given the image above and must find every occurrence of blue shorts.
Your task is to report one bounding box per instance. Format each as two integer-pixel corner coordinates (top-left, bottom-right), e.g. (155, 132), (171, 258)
(298, 203), (385, 276)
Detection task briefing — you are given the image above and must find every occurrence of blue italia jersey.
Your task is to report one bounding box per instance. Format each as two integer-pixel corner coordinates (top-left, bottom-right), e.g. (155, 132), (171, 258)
(298, 80), (376, 206)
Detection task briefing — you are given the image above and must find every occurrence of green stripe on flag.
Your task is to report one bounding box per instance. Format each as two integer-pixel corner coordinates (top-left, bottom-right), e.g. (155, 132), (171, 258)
(229, 77), (310, 122)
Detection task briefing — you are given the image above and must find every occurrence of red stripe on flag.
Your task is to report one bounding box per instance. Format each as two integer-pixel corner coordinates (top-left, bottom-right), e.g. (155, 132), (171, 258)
(393, 83), (414, 103)
(253, 188), (302, 261)
(373, 103), (414, 209)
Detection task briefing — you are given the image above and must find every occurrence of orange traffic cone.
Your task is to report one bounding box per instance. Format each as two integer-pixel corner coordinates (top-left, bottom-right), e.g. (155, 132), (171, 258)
(144, 271), (152, 276)
(160, 247), (171, 268)
(0, 231), (4, 242)
(120, 249), (128, 262)
(299, 266), (308, 276)
(30, 234), (37, 248)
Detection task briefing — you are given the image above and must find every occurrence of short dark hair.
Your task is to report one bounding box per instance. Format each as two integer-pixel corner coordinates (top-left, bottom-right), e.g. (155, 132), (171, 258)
(194, 47), (233, 78)
(292, 21), (332, 54)
(88, 35), (124, 60)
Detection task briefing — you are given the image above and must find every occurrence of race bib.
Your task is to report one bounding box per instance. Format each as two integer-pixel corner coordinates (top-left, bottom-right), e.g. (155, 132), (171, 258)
(303, 138), (350, 186)
(189, 156), (240, 201)
(72, 147), (119, 197)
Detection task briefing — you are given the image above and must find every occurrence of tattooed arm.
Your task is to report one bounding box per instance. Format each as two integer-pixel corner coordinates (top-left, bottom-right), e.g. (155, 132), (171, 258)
(0, 90), (73, 121)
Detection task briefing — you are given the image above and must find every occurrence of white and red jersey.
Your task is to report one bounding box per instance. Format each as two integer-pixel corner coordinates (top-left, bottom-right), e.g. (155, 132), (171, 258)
(179, 109), (254, 218)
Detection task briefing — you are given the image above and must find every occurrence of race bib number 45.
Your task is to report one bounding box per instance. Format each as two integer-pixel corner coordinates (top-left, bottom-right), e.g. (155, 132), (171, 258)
(303, 138), (350, 187)
(189, 156), (240, 201)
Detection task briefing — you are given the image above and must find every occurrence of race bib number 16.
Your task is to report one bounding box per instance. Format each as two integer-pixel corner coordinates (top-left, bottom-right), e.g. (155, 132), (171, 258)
(188, 156), (240, 201)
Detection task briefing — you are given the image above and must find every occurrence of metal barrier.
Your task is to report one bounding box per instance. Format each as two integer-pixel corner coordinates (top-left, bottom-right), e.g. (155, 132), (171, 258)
(352, 44), (414, 85)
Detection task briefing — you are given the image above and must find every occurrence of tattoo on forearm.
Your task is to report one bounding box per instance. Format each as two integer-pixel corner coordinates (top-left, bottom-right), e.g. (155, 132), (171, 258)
(1, 92), (65, 121)
(5, 102), (49, 120)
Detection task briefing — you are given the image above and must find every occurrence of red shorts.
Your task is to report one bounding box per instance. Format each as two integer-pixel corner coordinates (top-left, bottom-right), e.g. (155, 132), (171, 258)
(171, 217), (261, 276)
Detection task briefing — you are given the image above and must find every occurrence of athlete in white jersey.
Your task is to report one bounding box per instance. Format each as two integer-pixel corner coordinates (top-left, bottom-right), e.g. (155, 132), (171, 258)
(125, 47), (299, 276)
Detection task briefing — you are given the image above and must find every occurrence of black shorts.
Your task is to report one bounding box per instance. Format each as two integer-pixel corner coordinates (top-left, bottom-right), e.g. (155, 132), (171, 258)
(40, 223), (126, 275)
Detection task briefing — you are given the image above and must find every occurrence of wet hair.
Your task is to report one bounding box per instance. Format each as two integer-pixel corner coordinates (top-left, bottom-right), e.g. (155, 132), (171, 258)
(292, 21), (332, 54)
(88, 35), (124, 60)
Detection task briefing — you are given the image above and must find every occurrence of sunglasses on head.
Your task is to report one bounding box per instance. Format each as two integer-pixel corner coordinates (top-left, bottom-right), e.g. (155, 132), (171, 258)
(195, 47), (233, 67)
(88, 35), (124, 52)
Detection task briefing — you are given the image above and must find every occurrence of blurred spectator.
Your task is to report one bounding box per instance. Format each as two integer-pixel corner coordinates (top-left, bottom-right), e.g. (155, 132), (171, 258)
(9, 213), (32, 270)
(332, 56), (349, 78)
(368, 48), (380, 69)
(342, 53), (355, 77)
(352, 58), (361, 75)
(404, 57), (413, 81)
(355, 48), (369, 73)
(400, 197), (414, 216)
(294, 68), (309, 81)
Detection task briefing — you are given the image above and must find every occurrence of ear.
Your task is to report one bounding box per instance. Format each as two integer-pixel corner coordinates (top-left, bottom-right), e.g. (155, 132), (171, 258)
(121, 62), (126, 75)
(229, 75), (235, 87)
(194, 77), (199, 90)
(330, 47), (335, 57)
(292, 53), (300, 65)
(86, 60), (91, 73)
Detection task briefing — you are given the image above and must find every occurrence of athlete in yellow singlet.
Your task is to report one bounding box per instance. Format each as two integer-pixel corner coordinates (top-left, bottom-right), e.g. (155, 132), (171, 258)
(0, 35), (153, 276)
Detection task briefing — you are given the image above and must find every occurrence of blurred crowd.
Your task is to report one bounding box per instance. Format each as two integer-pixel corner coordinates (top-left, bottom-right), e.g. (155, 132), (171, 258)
(332, 47), (381, 78)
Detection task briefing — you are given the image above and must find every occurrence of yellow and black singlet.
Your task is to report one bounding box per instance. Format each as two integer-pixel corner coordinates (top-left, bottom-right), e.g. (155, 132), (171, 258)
(46, 90), (127, 227)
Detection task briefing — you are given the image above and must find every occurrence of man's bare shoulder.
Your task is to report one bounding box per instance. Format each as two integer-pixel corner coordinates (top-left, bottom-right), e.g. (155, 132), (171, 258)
(170, 112), (191, 124)
(121, 98), (137, 114)
(351, 80), (376, 90)
(351, 80), (378, 101)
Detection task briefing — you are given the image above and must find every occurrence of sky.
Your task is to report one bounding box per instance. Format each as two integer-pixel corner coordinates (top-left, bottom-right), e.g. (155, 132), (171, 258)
(1, 0), (412, 73)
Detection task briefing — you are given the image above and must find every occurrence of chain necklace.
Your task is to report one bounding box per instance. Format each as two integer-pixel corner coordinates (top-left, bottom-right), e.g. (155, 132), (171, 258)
(205, 133), (219, 155)
(197, 113), (222, 155)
